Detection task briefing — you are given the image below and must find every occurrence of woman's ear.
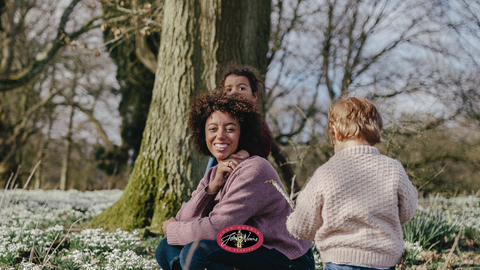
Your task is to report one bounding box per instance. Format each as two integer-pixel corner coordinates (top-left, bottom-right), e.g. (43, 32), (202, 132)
(252, 92), (259, 102)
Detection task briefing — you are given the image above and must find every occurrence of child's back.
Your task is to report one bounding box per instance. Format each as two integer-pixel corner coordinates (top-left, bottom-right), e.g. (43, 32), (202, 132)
(286, 97), (417, 270)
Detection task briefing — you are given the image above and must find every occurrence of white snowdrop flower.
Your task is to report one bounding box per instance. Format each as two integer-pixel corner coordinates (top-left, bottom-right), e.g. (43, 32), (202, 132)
(18, 261), (42, 270)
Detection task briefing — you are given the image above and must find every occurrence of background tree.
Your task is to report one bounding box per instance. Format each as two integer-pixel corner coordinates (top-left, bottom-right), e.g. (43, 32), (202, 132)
(90, 0), (271, 232)
(263, 0), (480, 192)
(97, 0), (162, 176)
(0, 0), (124, 190)
(0, 0), (127, 92)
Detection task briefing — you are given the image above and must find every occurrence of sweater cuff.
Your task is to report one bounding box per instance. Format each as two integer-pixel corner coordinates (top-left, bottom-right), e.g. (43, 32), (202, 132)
(204, 185), (218, 195)
(166, 222), (183, 246)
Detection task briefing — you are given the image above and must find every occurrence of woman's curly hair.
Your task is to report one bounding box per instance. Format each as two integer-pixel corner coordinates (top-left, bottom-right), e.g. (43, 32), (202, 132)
(189, 92), (263, 156)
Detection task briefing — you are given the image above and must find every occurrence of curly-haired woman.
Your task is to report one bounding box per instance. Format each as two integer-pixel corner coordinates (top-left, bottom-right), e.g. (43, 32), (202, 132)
(204, 65), (272, 173)
(155, 93), (314, 270)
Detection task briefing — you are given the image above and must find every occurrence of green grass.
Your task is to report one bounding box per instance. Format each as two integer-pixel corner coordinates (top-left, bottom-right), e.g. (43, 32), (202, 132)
(402, 208), (460, 250)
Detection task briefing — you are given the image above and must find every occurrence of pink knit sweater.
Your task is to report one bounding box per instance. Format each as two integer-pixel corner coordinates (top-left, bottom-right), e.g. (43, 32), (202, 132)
(167, 156), (311, 260)
(286, 146), (418, 267)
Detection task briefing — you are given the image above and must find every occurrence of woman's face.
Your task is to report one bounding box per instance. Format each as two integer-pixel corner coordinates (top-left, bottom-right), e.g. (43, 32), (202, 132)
(205, 111), (240, 161)
(224, 75), (258, 102)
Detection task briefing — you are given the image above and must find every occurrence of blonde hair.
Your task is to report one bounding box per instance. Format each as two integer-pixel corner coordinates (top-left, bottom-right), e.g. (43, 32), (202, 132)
(327, 97), (383, 146)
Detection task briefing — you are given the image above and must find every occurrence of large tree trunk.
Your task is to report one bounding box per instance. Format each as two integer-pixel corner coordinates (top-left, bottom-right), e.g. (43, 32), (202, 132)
(90, 0), (271, 232)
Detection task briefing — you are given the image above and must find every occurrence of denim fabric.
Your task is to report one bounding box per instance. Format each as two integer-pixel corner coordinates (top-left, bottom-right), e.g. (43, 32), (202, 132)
(205, 155), (218, 174)
(325, 263), (395, 270)
(155, 238), (183, 270)
(155, 238), (315, 270)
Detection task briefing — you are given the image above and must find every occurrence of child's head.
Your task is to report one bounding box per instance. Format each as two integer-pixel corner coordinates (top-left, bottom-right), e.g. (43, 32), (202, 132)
(327, 97), (383, 146)
(219, 65), (265, 102)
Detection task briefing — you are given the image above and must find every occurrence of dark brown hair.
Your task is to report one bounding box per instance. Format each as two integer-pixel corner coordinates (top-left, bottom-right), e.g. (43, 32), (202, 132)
(219, 65), (265, 97)
(327, 96), (383, 146)
(189, 92), (263, 156)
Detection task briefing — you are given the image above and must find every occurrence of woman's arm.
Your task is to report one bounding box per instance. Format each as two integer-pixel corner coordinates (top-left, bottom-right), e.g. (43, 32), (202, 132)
(175, 169), (218, 222)
(174, 155), (248, 227)
(166, 158), (279, 246)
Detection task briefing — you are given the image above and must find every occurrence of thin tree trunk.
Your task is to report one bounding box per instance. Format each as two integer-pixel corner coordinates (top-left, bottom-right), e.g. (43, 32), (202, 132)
(59, 107), (74, 191)
(34, 116), (54, 190)
(90, 0), (271, 232)
(34, 162), (41, 189)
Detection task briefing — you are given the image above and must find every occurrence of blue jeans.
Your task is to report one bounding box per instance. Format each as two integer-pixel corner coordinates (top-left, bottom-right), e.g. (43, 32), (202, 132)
(325, 263), (396, 270)
(155, 238), (315, 270)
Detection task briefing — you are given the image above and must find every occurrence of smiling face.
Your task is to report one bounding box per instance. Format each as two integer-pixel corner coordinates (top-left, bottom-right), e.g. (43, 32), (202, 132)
(205, 111), (241, 161)
(224, 75), (258, 102)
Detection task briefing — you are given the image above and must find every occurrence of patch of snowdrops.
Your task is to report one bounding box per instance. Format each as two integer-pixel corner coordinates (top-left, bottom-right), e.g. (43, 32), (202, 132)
(1, 189), (480, 269)
(0, 189), (160, 270)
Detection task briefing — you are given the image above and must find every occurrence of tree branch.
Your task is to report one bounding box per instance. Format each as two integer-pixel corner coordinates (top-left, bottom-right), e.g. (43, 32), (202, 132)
(6, 89), (60, 145)
(73, 105), (114, 149)
(0, 1), (125, 92)
(323, 1), (335, 101)
(135, 19), (157, 73)
(0, 0), (81, 91)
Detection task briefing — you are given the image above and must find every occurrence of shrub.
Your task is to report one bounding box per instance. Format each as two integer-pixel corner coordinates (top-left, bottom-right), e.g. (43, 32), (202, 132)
(402, 208), (459, 250)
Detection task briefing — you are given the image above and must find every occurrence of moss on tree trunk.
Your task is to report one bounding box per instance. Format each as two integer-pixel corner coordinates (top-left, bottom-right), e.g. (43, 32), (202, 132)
(89, 0), (270, 233)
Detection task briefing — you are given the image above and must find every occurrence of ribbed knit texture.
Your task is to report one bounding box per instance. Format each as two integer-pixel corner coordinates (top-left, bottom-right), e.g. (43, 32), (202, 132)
(286, 145), (418, 268)
(167, 156), (312, 260)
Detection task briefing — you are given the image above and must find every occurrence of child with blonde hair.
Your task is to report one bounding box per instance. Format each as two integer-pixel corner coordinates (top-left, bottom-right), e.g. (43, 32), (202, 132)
(286, 96), (418, 270)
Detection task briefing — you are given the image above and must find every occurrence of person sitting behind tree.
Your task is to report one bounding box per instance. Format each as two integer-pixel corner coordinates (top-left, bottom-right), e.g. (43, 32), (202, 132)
(286, 96), (418, 270)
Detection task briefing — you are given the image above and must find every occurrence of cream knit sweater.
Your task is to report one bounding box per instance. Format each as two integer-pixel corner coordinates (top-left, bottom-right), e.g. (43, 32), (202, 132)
(286, 145), (418, 268)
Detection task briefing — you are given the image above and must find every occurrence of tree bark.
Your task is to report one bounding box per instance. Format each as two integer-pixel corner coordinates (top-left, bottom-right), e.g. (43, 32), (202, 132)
(59, 106), (74, 191)
(34, 118), (54, 190)
(90, 0), (271, 232)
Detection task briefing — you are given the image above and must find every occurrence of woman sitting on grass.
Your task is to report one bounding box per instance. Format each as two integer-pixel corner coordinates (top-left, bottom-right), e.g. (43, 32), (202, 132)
(155, 93), (314, 270)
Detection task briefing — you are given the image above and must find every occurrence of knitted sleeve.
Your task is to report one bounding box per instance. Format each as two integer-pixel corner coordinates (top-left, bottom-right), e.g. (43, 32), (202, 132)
(286, 170), (324, 241)
(166, 160), (270, 246)
(396, 160), (418, 225)
(175, 169), (218, 222)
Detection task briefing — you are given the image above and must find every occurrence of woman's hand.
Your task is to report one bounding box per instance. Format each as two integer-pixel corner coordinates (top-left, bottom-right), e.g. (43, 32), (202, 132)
(162, 217), (177, 235)
(207, 159), (231, 193)
(206, 151), (250, 193)
(226, 150), (249, 171)
(231, 150), (249, 163)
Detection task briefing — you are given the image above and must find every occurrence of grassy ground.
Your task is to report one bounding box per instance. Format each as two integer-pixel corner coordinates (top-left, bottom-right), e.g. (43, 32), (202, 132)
(1, 189), (479, 269)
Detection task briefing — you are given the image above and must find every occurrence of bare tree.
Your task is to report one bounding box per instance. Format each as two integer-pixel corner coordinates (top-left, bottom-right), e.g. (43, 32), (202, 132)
(262, 0), (478, 188)
(0, 0), (122, 189)
(99, 0), (162, 73)
(0, 0), (126, 92)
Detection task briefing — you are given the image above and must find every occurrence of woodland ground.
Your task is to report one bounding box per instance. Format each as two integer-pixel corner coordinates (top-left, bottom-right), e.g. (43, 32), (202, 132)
(0, 189), (479, 270)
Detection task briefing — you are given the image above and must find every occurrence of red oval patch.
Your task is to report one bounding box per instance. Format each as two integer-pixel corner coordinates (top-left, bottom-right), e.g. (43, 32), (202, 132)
(216, 225), (264, 253)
